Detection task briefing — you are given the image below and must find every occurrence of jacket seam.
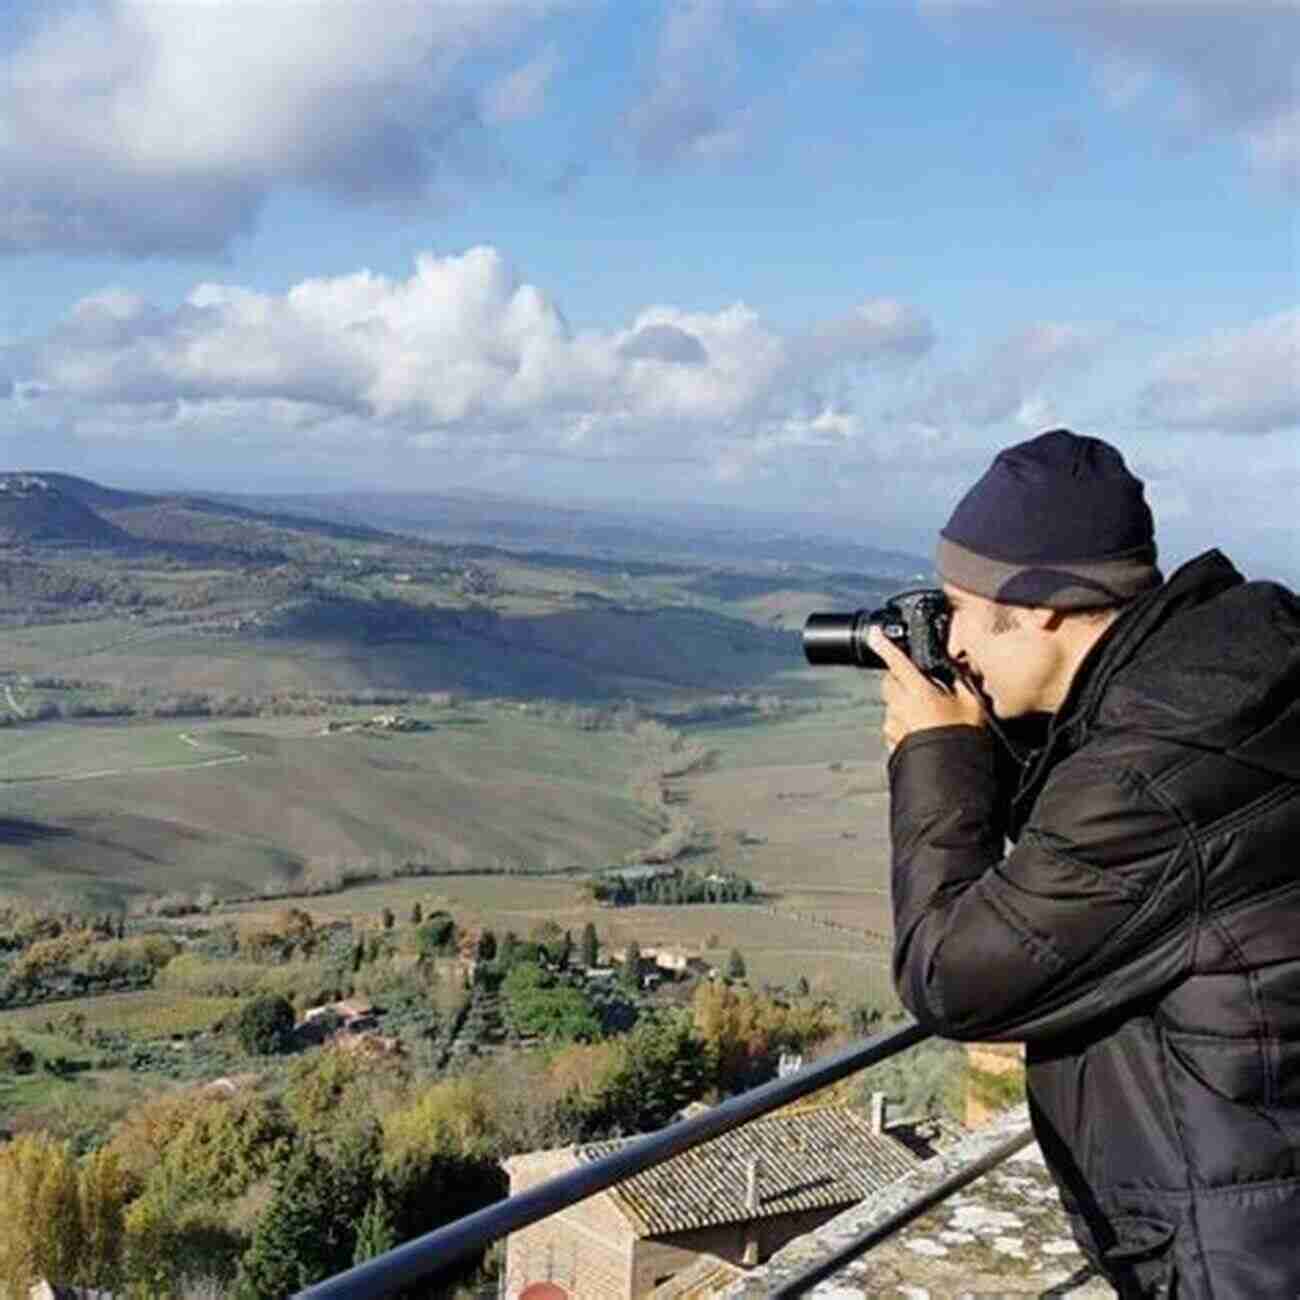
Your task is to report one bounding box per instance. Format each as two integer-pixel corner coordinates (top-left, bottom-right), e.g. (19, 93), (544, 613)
(1191, 780), (1300, 843)
(1125, 766), (1214, 1292)
(978, 877), (1068, 973)
(1098, 1171), (1300, 1201)
(1017, 829), (1148, 902)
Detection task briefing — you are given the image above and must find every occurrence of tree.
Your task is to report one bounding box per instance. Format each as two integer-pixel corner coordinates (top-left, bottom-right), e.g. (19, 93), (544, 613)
(621, 939), (642, 992)
(410, 901), (423, 926)
(237, 993), (296, 1056)
(381, 907), (395, 931)
(237, 1127), (378, 1295)
(529, 920), (566, 965)
(726, 948), (747, 981)
(581, 1012), (714, 1137)
(236, 1143), (335, 1294)
(417, 911), (456, 956)
(580, 922), (599, 969)
(0, 1134), (84, 1295)
(353, 1185), (396, 1263)
(476, 928), (497, 962)
(691, 981), (837, 1093)
(76, 1148), (128, 1291)
(0, 1030), (35, 1074)
(501, 962), (601, 1043)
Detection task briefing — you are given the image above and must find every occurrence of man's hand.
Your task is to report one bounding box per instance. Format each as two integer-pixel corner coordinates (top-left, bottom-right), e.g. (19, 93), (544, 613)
(868, 627), (985, 753)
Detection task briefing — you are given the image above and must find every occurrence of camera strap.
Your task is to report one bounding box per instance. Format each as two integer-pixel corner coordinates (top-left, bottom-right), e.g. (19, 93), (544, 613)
(952, 662), (1036, 773)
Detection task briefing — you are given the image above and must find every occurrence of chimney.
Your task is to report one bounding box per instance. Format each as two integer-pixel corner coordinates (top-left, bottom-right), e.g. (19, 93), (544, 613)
(744, 1155), (764, 1214)
(870, 1090), (887, 1135)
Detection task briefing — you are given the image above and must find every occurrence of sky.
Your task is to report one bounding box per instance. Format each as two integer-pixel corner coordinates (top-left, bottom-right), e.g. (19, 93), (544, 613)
(0, 0), (1296, 578)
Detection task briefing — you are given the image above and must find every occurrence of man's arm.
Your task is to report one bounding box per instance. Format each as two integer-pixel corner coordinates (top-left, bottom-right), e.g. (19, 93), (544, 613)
(887, 726), (1190, 1041)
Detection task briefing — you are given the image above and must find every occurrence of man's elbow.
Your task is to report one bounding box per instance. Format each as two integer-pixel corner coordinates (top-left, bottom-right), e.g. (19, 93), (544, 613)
(894, 959), (1020, 1041)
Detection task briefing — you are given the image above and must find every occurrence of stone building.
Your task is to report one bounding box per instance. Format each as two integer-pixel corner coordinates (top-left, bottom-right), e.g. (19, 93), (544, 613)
(502, 1105), (945, 1299)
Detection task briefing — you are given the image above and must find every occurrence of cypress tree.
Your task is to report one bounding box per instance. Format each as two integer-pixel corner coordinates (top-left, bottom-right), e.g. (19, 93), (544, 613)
(580, 922), (599, 969)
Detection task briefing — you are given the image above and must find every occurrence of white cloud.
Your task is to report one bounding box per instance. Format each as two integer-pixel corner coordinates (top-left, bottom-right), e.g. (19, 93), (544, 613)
(482, 45), (561, 125)
(3, 246), (935, 475)
(896, 321), (1111, 430)
(1139, 309), (1300, 435)
(798, 300), (937, 367)
(622, 0), (819, 167)
(0, 0), (577, 256)
(923, 0), (1300, 192)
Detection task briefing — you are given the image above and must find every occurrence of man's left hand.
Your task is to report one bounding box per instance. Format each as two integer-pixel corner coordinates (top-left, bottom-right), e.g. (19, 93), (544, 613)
(868, 627), (985, 753)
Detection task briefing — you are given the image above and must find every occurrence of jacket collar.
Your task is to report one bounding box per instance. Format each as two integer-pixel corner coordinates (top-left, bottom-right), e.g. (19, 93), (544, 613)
(1007, 551), (1243, 811)
(1055, 549), (1243, 742)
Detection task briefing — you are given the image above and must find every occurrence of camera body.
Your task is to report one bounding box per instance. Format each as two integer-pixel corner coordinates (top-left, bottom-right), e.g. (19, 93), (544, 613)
(802, 588), (954, 687)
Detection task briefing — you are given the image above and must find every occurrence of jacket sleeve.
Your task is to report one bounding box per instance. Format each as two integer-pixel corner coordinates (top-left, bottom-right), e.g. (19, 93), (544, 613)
(888, 725), (1191, 1042)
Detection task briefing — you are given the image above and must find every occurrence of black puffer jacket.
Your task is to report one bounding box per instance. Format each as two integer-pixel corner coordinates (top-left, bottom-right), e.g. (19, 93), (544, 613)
(887, 551), (1300, 1299)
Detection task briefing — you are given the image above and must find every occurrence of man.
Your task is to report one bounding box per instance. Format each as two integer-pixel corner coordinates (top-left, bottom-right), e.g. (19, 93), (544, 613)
(869, 429), (1300, 1299)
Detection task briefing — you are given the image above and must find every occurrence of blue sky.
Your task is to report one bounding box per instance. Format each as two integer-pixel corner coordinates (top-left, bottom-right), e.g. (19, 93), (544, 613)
(0, 0), (1296, 577)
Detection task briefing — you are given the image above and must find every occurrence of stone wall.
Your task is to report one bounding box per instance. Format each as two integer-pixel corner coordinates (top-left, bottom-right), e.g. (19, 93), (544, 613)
(721, 1107), (1117, 1299)
(503, 1149), (637, 1300)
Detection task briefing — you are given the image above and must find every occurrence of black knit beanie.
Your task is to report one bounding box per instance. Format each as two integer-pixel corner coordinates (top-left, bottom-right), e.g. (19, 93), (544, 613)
(936, 429), (1162, 609)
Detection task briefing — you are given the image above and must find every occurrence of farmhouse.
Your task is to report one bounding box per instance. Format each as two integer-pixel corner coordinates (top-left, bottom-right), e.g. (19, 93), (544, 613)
(301, 997), (378, 1034)
(502, 1104), (945, 1299)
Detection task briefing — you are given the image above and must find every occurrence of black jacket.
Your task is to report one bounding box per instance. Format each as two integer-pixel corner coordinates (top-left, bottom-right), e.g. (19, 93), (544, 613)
(887, 551), (1300, 1299)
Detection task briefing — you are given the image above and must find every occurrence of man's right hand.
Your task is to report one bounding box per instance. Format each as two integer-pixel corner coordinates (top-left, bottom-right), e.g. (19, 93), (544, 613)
(868, 626), (985, 753)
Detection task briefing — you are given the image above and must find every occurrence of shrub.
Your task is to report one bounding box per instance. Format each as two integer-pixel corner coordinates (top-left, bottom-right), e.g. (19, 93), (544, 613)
(0, 1030), (35, 1074)
(236, 995), (296, 1056)
(416, 912), (456, 956)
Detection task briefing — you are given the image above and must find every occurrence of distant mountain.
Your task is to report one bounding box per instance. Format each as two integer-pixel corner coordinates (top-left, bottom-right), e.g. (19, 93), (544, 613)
(0, 475), (132, 546)
(19, 471), (159, 511)
(226, 490), (932, 580)
(0, 471), (396, 555)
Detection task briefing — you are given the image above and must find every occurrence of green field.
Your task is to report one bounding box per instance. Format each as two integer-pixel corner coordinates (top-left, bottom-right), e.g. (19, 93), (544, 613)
(0, 706), (659, 910)
(674, 693), (897, 937)
(0, 990), (239, 1037)
(0, 721), (237, 781)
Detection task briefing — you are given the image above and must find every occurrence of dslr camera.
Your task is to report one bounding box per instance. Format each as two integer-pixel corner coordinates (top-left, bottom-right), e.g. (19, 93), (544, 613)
(803, 589), (954, 687)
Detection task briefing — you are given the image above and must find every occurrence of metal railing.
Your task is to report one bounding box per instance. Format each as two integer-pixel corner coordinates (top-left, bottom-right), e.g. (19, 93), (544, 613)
(295, 1018), (1037, 1299)
(295, 1020), (932, 1298)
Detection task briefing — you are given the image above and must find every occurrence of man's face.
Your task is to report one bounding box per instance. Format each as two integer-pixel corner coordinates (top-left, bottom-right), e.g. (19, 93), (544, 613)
(942, 582), (1055, 719)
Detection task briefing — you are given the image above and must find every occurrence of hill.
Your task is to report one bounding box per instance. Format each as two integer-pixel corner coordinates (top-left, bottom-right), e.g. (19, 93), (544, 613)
(0, 708), (658, 909)
(0, 475), (132, 546)
(0, 471), (915, 910)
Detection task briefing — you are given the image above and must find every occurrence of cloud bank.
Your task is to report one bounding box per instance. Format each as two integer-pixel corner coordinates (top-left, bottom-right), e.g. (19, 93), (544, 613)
(0, 0), (574, 256)
(2, 0), (1292, 258)
(5, 247), (1293, 483)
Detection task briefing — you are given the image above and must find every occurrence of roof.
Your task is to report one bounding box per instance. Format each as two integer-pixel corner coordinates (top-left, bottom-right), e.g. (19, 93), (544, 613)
(575, 1105), (925, 1237)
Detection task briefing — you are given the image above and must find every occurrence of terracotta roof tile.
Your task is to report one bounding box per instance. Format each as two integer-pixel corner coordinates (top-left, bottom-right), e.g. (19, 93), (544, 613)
(576, 1106), (925, 1237)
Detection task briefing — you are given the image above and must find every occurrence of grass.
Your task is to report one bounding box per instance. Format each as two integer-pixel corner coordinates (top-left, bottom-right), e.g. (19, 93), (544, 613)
(0, 720), (230, 781)
(0, 706), (658, 910)
(669, 691), (899, 942)
(0, 990), (240, 1037)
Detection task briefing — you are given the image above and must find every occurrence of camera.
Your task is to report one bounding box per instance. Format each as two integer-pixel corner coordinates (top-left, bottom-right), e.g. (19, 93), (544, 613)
(802, 588), (954, 686)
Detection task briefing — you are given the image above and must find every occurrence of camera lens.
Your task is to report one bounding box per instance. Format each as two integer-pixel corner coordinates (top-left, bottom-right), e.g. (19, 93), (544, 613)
(802, 611), (887, 669)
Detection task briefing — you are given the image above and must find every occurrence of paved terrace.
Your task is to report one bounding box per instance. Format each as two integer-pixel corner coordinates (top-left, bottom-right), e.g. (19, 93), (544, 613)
(720, 1106), (1117, 1300)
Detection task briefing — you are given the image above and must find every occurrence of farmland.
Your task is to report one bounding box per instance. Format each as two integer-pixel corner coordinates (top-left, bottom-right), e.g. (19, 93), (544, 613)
(0, 478), (911, 997)
(0, 705), (662, 910)
(217, 871), (899, 1010)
